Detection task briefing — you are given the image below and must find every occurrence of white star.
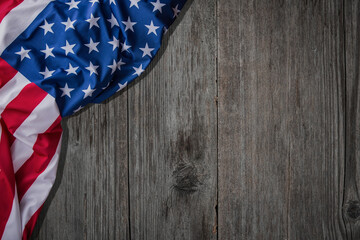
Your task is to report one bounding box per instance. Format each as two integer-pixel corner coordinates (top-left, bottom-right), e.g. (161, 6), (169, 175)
(85, 38), (99, 53)
(109, 0), (116, 5)
(82, 84), (96, 99)
(145, 21), (159, 36)
(122, 16), (136, 32)
(107, 14), (119, 28)
(40, 67), (55, 79)
(108, 60), (118, 74)
(117, 82), (127, 92)
(60, 83), (74, 98)
(133, 64), (144, 76)
(120, 40), (131, 52)
(40, 44), (54, 59)
(151, 0), (165, 13)
(173, 4), (181, 18)
(15, 47), (31, 61)
(139, 43), (154, 58)
(108, 36), (119, 51)
(163, 26), (168, 34)
(61, 40), (76, 55)
(117, 58), (125, 70)
(86, 14), (100, 29)
(39, 20), (54, 35)
(73, 105), (83, 113)
(61, 18), (76, 31)
(89, 0), (99, 6)
(85, 61), (99, 76)
(129, 0), (140, 8)
(65, 63), (78, 75)
(66, 0), (80, 10)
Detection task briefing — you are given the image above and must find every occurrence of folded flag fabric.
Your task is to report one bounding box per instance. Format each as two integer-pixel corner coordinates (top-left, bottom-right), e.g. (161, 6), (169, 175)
(0, 0), (186, 239)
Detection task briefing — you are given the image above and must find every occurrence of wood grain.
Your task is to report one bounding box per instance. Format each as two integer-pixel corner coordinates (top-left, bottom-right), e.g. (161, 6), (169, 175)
(284, 1), (345, 239)
(127, 0), (217, 239)
(218, 1), (289, 238)
(218, 0), (346, 239)
(343, 0), (360, 239)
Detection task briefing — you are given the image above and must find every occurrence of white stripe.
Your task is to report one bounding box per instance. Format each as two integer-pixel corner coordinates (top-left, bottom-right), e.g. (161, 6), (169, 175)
(0, 72), (30, 115)
(12, 94), (59, 172)
(1, 187), (22, 240)
(19, 136), (61, 232)
(0, 0), (52, 55)
(11, 139), (34, 173)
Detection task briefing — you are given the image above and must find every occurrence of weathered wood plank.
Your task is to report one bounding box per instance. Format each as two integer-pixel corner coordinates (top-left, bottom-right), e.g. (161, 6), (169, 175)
(343, 0), (360, 238)
(31, 93), (130, 239)
(218, 0), (345, 239)
(218, 1), (289, 238)
(285, 2), (345, 238)
(127, 0), (217, 239)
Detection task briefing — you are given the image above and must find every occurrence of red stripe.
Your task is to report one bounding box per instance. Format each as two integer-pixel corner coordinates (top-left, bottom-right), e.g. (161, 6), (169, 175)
(0, 120), (16, 238)
(0, 83), (47, 135)
(0, 0), (24, 23)
(16, 116), (62, 201)
(0, 119), (16, 147)
(0, 58), (18, 88)
(21, 204), (43, 240)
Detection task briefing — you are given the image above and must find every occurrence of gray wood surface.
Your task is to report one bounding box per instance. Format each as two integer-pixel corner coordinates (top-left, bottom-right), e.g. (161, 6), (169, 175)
(31, 0), (360, 239)
(218, 1), (346, 239)
(344, 0), (360, 239)
(127, 0), (217, 239)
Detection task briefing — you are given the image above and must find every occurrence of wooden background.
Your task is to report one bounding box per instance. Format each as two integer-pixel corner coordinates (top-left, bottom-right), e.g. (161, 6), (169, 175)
(30, 0), (360, 239)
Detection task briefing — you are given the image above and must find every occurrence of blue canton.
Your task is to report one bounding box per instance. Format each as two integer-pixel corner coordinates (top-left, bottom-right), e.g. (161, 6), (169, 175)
(1, 0), (186, 116)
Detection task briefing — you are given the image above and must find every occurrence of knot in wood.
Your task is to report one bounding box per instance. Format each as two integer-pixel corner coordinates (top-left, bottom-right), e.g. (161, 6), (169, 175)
(172, 162), (199, 193)
(345, 201), (360, 220)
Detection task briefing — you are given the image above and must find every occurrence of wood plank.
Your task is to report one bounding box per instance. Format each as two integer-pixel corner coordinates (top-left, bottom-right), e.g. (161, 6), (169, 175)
(343, 0), (360, 238)
(285, 2), (345, 238)
(218, 0), (345, 239)
(127, 0), (217, 239)
(30, 93), (130, 239)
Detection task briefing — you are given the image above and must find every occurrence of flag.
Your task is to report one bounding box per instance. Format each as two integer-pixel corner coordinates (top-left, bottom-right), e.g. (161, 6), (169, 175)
(0, 0), (186, 239)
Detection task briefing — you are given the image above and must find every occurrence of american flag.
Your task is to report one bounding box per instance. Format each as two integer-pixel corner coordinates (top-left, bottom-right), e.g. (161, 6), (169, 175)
(0, 0), (186, 239)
